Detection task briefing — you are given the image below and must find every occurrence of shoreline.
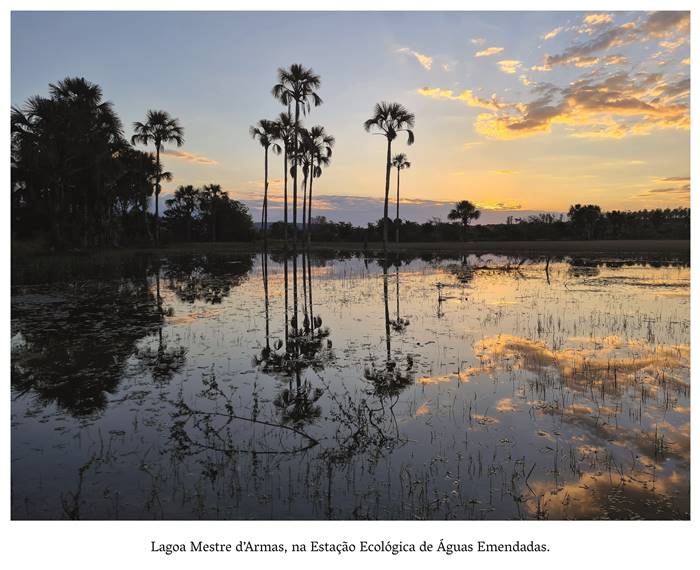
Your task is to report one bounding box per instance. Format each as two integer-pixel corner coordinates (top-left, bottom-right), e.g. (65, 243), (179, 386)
(12, 238), (691, 259)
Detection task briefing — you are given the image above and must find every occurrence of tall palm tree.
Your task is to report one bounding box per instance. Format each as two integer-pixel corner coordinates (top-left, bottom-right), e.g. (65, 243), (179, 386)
(250, 119), (281, 241)
(272, 64), (322, 246)
(273, 112), (295, 245)
(131, 110), (184, 246)
(363, 102), (415, 249)
(391, 153), (411, 244)
(305, 126), (334, 243)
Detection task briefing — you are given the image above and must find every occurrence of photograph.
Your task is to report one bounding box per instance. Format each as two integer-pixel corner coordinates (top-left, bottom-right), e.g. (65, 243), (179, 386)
(10, 9), (690, 522)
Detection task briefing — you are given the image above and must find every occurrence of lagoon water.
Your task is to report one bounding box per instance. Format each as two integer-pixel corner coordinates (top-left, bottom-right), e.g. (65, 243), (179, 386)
(11, 250), (690, 519)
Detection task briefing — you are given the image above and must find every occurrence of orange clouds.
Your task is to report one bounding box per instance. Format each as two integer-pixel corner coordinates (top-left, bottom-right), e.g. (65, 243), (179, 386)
(536, 11), (688, 70)
(397, 47), (433, 70)
(583, 13), (613, 26)
(162, 150), (218, 165)
(470, 72), (689, 140)
(417, 87), (507, 111)
(475, 46), (504, 57)
(497, 59), (521, 74)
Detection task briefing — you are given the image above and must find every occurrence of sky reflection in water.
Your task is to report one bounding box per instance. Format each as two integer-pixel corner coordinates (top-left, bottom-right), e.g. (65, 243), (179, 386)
(11, 252), (689, 519)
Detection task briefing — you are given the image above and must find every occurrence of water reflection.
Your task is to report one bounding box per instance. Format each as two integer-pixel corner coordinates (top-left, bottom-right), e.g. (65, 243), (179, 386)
(11, 275), (163, 415)
(11, 251), (690, 519)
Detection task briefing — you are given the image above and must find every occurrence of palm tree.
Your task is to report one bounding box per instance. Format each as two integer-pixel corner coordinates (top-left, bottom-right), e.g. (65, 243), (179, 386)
(448, 200), (481, 240)
(305, 125), (334, 243)
(131, 110), (184, 246)
(250, 120), (281, 241)
(363, 102), (415, 249)
(273, 112), (295, 244)
(272, 64), (322, 246)
(391, 153), (411, 244)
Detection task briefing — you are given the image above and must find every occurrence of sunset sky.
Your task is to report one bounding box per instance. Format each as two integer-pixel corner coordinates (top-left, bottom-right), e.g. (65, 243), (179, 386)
(11, 11), (690, 224)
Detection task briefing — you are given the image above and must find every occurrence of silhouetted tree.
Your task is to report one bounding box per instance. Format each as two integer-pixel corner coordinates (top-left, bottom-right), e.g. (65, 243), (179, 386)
(250, 120), (281, 241)
(391, 153), (411, 244)
(165, 185), (199, 241)
(163, 185), (254, 242)
(568, 204), (602, 240)
(11, 77), (125, 247)
(305, 125), (334, 243)
(363, 102), (415, 249)
(448, 200), (481, 240)
(131, 110), (184, 246)
(272, 64), (322, 246)
(198, 183), (226, 242)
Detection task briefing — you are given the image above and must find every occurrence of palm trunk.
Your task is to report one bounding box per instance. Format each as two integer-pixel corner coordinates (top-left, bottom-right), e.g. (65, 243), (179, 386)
(293, 101), (300, 246)
(283, 146), (288, 245)
(383, 139), (392, 249)
(155, 144), (161, 247)
(301, 172), (307, 239)
(262, 146), (269, 245)
(395, 167), (401, 244)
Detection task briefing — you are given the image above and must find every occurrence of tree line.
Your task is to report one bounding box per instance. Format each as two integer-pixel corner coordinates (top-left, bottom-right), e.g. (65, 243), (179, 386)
(11, 74), (688, 250)
(262, 204), (689, 243)
(11, 77), (254, 248)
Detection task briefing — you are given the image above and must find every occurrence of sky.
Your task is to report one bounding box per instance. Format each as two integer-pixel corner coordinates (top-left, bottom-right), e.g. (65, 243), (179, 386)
(11, 11), (690, 224)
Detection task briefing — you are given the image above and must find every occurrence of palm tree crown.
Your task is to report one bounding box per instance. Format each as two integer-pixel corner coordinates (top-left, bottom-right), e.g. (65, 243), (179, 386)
(392, 153), (411, 171)
(131, 110), (184, 151)
(272, 64), (322, 114)
(363, 102), (415, 144)
(250, 119), (281, 152)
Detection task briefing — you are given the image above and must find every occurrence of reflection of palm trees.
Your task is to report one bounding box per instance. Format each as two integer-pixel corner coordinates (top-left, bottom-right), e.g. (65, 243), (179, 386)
(136, 262), (187, 383)
(273, 381), (323, 426)
(254, 250), (333, 427)
(390, 263), (409, 332)
(364, 260), (413, 398)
